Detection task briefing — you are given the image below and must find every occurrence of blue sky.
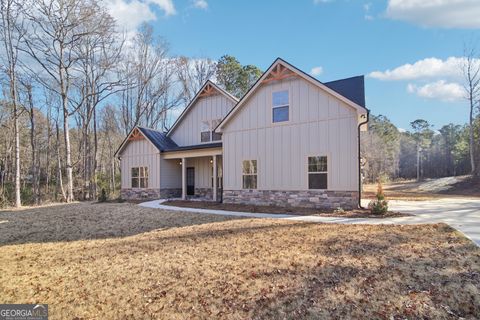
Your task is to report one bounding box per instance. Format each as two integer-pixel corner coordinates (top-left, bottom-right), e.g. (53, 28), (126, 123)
(108, 0), (480, 130)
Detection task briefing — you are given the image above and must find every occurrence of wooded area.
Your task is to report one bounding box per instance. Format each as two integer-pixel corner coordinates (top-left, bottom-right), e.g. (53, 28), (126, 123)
(0, 0), (479, 207)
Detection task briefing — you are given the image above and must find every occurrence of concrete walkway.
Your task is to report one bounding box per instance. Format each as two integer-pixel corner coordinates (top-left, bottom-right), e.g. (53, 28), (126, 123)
(139, 198), (480, 246)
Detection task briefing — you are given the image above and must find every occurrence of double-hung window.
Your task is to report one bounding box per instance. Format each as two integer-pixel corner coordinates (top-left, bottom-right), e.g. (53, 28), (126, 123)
(242, 160), (257, 189)
(272, 90), (289, 123)
(308, 156), (327, 189)
(131, 167), (149, 188)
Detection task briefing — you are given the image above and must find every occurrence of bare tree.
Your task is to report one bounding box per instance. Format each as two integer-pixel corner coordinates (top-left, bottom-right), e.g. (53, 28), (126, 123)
(119, 24), (182, 134)
(19, 79), (40, 204)
(176, 56), (216, 103)
(72, 8), (124, 199)
(20, 0), (112, 201)
(0, 0), (25, 207)
(462, 43), (480, 176)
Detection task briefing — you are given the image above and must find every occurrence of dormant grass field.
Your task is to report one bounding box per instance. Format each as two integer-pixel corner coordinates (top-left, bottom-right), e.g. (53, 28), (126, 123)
(1, 202), (479, 319)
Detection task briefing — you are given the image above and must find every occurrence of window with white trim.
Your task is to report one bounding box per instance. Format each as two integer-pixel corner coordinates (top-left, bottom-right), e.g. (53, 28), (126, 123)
(131, 167), (148, 188)
(308, 156), (327, 189)
(242, 160), (257, 189)
(272, 90), (289, 122)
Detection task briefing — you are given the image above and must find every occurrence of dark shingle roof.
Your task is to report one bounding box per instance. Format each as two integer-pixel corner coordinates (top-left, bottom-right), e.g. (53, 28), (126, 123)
(163, 142), (222, 152)
(138, 127), (221, 153)
(324, 76), (366, 108)
(138, 127), (178, 152)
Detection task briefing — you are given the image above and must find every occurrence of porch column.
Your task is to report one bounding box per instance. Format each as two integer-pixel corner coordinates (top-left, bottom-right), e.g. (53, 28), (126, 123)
(212, 155), (217, 202)
(181, 157), (186, 200)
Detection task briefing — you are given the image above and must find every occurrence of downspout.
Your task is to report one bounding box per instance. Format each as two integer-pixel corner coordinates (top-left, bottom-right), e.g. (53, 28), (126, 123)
(357, 109), (370, 209)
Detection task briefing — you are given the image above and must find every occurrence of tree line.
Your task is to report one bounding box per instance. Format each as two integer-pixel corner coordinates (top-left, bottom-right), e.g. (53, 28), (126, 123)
(0, 0), (261, 207)
(361, 115), (479, 183)
(1, 0), (478, 208)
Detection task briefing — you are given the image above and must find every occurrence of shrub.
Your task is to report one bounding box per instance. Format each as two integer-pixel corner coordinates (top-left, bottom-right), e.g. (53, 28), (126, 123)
(368, 181), (388, 215)
(99, 188), (107, 202)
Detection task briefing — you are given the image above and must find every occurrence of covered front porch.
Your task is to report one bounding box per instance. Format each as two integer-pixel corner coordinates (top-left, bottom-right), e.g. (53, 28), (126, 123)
(162, 144), (223, 201)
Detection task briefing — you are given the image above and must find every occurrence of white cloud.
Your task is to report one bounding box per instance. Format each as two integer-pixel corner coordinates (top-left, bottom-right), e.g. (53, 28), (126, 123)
(407, 80), (465, 102)
(313, 0), (332, 4)
(192, 0), (208, 10)
(310, 66), (323, 76)
(364, 2), (373, 20)
(148, 0), (176, 16)
(106, 0), (176, 33)
(369, 57), (467, 81)
(107, 0), (157, 32)
(386, 0), (480, 29)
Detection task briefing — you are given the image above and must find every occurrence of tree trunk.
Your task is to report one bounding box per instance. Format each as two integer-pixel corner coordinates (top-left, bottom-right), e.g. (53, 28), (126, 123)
(14, 102), (20, 207)
(416, 145), (421, 181)
(55, 122), (67, 202)
(469, 95), (476, 175)
(63, 107), (74, 202)
(92, 106), (98, 200)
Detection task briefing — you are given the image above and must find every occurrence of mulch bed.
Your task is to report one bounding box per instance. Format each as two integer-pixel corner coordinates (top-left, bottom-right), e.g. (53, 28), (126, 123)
(162, 200), (409, 218)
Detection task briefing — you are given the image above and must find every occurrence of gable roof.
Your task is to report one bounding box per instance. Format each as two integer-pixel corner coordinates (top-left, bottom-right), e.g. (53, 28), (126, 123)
(114, 126), (178, 157)
(166, 80), (238, 137)
(324, 76), (365, 108)
(215, 58), (367, 132)
(138, 127), (178, 151)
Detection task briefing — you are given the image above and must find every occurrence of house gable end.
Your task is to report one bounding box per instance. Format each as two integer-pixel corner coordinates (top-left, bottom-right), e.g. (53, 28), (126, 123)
(216, 58), (367, 132)
(167, 80), (238, 139)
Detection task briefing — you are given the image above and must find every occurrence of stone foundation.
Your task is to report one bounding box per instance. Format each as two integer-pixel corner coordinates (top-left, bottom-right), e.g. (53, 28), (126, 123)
(159, 188), (182, 199)
(121, 188), (161, 200)
(223, 189), (358, 210)
(188, 188), (213, 200)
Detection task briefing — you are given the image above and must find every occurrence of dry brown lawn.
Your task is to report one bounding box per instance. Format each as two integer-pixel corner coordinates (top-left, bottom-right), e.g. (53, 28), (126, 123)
(364, 175), (480, 201)
(1, 203), (479, 319)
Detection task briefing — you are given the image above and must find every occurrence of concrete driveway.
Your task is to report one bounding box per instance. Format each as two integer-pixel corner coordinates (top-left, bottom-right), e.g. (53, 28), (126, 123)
(385, 198), (480, 246)
(141, 198), (480, 246)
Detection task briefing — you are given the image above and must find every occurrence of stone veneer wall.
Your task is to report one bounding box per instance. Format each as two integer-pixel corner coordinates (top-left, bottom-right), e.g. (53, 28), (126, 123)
(121, 188), (182, 200)
(121, 188), (161, 200)
(160, 188), (182, 199)
(223, 190), (358, 210)
(189, 188), (213, 200)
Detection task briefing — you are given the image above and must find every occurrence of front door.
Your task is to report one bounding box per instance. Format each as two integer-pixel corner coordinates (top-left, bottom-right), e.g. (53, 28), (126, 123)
(187, 167), (195, 196)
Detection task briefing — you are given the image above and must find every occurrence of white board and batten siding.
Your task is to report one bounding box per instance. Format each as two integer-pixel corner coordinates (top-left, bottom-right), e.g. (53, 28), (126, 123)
(170, 94), (236, 146)
(120, 139), (160, 189)
(222, 77), (359, 192)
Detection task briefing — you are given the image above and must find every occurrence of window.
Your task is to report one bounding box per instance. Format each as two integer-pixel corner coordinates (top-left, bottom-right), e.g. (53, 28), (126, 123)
(211, 119), (222, 141)
(201, 121), (210, 142)
(272, 90), (289, 122)
(212, 132), (222, 141)
(308, 156), (327, 189)
(242, 160), (257, 189)
(131, 167), (148, 188)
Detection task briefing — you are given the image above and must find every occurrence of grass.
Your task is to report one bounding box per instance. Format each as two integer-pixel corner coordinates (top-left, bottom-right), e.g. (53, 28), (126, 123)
(364, 175), (480, 201)
(1, 202), (479, 319)
(162, 200), (408, 218)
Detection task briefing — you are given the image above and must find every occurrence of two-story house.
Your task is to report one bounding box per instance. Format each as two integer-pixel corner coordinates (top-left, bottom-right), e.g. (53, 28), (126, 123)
(115, 58), (369, 209)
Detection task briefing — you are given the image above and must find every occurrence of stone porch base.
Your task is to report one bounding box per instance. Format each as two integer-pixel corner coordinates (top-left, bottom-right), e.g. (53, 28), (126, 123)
(160, 188), (182, 199)
(121, 188), (161, 200)
(223, 189), (358, 210)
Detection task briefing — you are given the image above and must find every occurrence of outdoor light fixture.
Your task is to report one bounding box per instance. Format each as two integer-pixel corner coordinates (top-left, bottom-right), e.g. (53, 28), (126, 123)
(179, 161), (182, 165)
(210, 159), (213, 164)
